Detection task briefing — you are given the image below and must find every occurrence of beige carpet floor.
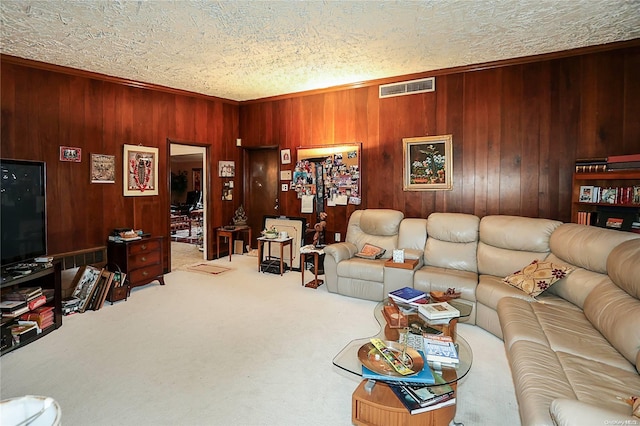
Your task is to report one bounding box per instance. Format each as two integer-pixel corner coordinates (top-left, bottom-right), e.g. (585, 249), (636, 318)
(170, 241), (204, 270)
(0, 254), (520, 426)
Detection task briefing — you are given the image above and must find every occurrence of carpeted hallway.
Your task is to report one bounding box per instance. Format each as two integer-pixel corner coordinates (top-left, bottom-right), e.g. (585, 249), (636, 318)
(0, 254), (520, 426)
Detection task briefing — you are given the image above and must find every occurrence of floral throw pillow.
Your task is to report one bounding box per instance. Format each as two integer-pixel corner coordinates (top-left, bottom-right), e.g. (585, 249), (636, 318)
(503, 260), (574, 297)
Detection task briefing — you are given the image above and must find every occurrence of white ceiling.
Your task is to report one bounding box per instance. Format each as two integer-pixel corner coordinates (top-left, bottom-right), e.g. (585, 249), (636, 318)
(1, 1), (639, 101)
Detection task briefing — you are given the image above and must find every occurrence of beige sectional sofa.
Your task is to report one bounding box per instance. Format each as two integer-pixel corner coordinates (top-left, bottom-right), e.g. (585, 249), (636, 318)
(323, 209), (640, 425)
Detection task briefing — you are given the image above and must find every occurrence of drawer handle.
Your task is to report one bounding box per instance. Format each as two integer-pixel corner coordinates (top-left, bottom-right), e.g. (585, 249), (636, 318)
(142, 271), (149, 277)
(141, 256), (147, 262)
(141, 244), (147, 250)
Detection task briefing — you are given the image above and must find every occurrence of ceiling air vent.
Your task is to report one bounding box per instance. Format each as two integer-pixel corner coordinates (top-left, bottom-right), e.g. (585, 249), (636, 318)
(379, 77), (435, 98)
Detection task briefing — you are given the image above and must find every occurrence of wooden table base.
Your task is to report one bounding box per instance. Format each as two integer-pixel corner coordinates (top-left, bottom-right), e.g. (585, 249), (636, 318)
(352, 380), (456, 426)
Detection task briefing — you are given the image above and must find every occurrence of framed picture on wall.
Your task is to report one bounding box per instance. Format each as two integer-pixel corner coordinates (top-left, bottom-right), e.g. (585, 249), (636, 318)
(281, 149), (292, 165)
(60, 146), (82, 162)
(90, 154), (116, 183)
(193, 168), (202, 191)
(123, 144), (159, 196)
(218, 161), (235, 177)
(402, 135), (453, 191)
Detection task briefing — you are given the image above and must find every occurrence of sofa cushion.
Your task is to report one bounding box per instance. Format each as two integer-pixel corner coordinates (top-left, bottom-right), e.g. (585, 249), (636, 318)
(556, 351), (640, 416)
(506, 340), (577, 426)
(498, 297), (634, 372)
(476, 275), (536, 311)
(544, 254), (611, 310)
(583, 279), (640, 370)
(345, 209), (403, 259)
(424, 213), (479, 273)
(397, 218), (428, 251)
(477, 215), (561, 277)
(607, 238), (640, 299)
(502, 260), (574, 297)
(549, 223), (639, 274)
(414, 267), (478, 301)
(357, 209), (404, 236)
(336, 257), (385, 283)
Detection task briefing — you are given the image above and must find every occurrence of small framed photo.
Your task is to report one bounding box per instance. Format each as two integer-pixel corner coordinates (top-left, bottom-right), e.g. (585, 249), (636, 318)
(402, 135), (453, 191)
(579, 186), (594, 202)
(124, 144), (158, 196)
(91, 154), (115, 183)
(219, 161), (235, 177)
(281, 183), (289, 192)
(281, 149), (292, 165)
(280, 170), (292, 181)
(60, 146), (82, 162)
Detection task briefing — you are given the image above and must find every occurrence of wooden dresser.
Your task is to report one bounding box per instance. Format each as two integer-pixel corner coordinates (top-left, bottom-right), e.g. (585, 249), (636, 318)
(107, 236), (165, 291)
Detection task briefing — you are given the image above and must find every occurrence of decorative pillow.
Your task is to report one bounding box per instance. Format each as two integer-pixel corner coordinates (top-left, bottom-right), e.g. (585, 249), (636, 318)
(355, 243), (386, 260)
(503, 260), (574, 297)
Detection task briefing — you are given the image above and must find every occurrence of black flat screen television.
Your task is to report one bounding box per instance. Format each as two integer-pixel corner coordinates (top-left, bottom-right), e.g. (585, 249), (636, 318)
(1, 159), (47, 267)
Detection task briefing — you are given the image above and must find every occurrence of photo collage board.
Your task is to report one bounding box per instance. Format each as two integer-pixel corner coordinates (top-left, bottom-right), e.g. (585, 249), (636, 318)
(294, 144), (361, 207)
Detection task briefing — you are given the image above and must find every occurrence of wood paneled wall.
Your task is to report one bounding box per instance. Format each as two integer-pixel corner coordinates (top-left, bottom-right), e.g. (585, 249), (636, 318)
(2, 42), (639, 265)
(239, 43), (640, 236)
(1, 59), (240, 268)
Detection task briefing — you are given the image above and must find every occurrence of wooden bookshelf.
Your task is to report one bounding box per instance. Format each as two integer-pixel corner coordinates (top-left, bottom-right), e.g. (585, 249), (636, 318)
(572, 170), (640, 231)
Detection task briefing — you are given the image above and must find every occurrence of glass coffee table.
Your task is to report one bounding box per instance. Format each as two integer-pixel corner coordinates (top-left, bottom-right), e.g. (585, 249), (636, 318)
(333, 298), (473, 426)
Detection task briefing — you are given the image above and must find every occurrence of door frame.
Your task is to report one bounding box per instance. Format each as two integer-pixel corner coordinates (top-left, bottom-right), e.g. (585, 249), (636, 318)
(167, 139), (211, 268)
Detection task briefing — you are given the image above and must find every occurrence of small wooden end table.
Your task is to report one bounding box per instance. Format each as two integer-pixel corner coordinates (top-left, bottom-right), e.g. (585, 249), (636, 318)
(216, 226), (252, 261)
(300, 245), (324, 288)
(257, 236), (293, 275)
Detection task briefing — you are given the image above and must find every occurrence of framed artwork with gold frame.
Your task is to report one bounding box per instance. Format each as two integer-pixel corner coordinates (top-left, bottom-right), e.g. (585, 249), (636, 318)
(402, 135), (453, 191)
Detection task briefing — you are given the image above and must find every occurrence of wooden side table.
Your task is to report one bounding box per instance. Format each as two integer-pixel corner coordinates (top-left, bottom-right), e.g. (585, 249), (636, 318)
(352, 380), (456, 426)
(300, 246), (324, 288)
(216, 226), (252, 261)
(257, 236), (293, 275)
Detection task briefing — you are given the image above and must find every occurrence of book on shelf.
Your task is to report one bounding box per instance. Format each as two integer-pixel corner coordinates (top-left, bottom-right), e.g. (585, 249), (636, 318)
(606, 161), (640, 170)
(3, 287), (43, 301)
(575, 158), (607, 173)
(27, 294), (47, 311)
(387, 383), (455, 414)
(1, 305), (30, 318)
(423, 334), (459, 364)
(607, 154), (640, 163)
(389, 287), (427, 304)
(419, 302), (460, 320)
(0, 300), (27, 313)
(579, 186), (594, 202)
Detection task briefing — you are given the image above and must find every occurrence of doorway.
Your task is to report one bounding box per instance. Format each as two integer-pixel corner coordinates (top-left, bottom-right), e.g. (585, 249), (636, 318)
(243, 147), (279, 248)
(170, 143), (208, 270)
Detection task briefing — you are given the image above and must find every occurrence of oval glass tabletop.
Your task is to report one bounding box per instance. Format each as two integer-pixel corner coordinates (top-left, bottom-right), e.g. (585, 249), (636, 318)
(332, 298), (473, 387)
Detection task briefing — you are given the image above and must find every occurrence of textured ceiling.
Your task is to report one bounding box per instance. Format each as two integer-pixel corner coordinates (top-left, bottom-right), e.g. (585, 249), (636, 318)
(1, 1), (639, 101)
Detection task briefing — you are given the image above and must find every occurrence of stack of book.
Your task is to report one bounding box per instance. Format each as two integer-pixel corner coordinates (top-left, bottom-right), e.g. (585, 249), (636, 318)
(606, 154), (640, 171)
(1, 287), (46, 318)
(19, 305), (54, 330)
(388, 287), (428, 306)
(575, 157), (607, 173)
(387, 374), (456, 414)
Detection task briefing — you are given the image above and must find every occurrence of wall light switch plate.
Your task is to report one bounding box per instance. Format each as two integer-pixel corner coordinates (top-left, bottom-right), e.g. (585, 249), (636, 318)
(335, 233), (341, 242)
(236, 138), (242, 146)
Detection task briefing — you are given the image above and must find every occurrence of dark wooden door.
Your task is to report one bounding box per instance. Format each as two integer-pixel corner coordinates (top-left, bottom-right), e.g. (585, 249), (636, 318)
(244, 148), (279, 248)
